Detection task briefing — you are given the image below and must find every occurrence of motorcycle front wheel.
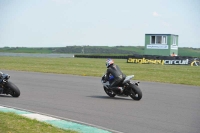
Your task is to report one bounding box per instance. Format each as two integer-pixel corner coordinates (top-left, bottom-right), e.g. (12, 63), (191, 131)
(103, 87), (116, 97)
(6, 81), (20, 97)
(129, 84), (142, 100)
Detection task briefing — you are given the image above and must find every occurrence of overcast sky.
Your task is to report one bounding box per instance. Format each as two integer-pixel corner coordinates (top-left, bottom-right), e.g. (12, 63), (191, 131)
(0, 0), (200, 48)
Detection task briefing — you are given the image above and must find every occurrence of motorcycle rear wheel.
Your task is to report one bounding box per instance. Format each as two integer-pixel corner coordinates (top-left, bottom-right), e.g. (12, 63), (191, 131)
(129, 84), (142, 100)
(6, 81), (20, 97)
(103, 87), (116, 97)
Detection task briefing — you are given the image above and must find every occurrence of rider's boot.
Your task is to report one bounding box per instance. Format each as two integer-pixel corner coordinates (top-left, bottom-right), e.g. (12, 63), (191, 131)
(111, 87), (123, 94)
(118, 87), (123, 94)
(118, 87), (124, 93)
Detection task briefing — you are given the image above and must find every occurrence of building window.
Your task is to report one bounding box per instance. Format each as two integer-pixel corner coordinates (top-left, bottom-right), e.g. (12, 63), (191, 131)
(172, 36), (176, 45)
(162, 36), (167, 44)
(156, 36), (162, 44)
(151, 36), (155, 44)
(151, 36), (167, 44)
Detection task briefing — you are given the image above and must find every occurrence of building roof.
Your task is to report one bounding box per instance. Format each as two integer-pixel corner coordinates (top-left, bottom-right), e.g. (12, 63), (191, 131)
(145, 34), (178, 36)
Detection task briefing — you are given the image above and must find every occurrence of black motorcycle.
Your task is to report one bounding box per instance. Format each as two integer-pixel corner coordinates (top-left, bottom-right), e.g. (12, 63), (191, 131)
(101, 74), (142, 100)
(0, 71), (20, 97)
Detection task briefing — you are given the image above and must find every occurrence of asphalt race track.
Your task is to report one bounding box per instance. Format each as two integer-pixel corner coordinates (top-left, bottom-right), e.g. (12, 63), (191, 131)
(0, 70), (200, 133)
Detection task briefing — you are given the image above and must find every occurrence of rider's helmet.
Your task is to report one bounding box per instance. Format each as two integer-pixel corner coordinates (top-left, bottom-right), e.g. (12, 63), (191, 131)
(106, 58), (114, 68)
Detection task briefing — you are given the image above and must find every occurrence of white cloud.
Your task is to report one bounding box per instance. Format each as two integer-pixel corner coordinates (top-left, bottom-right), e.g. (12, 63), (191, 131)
(153, 11), (161, 17)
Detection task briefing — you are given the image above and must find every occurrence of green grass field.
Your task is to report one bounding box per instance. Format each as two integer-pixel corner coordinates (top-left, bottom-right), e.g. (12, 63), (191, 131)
(178, 47), (200, 57)
(1, 56), (200, 86)
(0, 112), (78, 133)
(1, 46), (199, 57)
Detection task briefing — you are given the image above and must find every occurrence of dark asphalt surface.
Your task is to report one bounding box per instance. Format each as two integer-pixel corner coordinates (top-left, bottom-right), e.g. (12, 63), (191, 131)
(0, 70), (200, 133)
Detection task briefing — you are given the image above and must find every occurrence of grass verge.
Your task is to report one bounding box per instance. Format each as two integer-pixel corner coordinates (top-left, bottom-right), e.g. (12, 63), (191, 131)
(0, 112), (78, 133)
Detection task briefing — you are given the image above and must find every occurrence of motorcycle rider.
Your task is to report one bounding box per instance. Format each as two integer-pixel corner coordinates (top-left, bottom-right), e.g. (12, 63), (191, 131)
(0, 71), (3, 82)
(104, 59), (126, 93)
(0, 72), (3, 94)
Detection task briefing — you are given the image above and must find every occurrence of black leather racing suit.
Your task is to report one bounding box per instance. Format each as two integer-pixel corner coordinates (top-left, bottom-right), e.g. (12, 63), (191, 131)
(105, 64), (126, 91)
(0, 72), (3, 94)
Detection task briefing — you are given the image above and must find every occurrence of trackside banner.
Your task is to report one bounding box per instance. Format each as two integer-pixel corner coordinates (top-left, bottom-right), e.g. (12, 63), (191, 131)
(127, 56), (199, 66)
